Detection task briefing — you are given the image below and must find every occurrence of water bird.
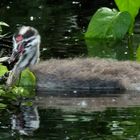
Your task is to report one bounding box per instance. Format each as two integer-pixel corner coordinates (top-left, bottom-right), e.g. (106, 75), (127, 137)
(5, 26), (140, 92)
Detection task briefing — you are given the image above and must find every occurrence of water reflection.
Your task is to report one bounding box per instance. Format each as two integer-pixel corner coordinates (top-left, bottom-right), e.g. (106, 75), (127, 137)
(32, 92), (140, 139)
(0, 101), (40, 139)
(1, 91), (140, 139)
(11, 104), (40, 136)
(36, 91), (140, 112)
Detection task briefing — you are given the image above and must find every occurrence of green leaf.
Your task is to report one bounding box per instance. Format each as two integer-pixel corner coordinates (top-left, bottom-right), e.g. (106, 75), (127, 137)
(85, 7), (132, 40)
(0, 65), (36, 100)
(11, 86), (32, 97)
(0, 26), (1, 34)
(0, 66), (36, 99)
(0, 64), (36, 87)
(136, 44), (140, 61)
(115, 0), (140, 33)
(121, 121), (136, 126)
(0, 88), (6, 95)
(18, 68), (36, 88)
(0, 22), (9, 27)
(0, 103), (7, 109)
(21, 101), (33, 106)
(0, 22), (9, 35)
(0, 64), (8, 76)
(115, 0), (140, 20)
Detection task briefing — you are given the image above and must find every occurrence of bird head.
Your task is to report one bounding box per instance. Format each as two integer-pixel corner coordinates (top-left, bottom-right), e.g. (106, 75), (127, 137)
(7, 26), (41, 86)
(9, 26), (40, 65)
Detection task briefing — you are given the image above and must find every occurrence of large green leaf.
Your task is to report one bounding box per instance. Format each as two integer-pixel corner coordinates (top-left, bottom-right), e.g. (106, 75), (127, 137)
(0, 22), (9, 34)
(18, 68), (36, 87)
(115, 0), (140, 20)
(115, 0), (140, 33)
(85, 7), (132, 39)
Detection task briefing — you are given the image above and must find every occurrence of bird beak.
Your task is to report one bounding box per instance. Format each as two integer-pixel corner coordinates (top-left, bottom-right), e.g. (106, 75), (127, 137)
(8, 43), (25, 64)
(8, 50), (19, 63)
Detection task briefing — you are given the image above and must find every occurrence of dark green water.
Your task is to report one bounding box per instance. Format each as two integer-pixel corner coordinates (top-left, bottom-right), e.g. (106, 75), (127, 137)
(1, 92), (140, 139)
(0, 0), (140, 139)
(1, 0), (139, 60)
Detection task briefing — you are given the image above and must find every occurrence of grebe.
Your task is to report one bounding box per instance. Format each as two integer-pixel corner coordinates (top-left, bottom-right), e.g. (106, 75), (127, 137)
(6, 26), (140, 91)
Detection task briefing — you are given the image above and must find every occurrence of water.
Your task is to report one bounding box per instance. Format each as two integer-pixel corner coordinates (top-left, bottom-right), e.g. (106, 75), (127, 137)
(0, 0), (140, 139)
(1, 92), (140, 139)
(0, 0), (140, 59)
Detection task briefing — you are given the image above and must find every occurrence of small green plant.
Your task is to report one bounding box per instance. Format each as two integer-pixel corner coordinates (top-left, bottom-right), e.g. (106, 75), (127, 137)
(0, 22), (35, 108)
(0, 64), (36, 109)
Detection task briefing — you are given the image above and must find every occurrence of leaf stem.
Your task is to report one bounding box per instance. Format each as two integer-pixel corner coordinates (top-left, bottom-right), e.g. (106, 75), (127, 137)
(127, 34), (134, 60)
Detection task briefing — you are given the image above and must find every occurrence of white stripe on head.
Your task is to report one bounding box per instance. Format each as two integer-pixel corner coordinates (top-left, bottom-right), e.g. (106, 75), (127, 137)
(19, 26), (30, 35)
(26, 34), (41, 47)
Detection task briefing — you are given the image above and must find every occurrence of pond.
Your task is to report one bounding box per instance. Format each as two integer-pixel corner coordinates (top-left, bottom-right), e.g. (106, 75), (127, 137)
(0, 0), (140, 139)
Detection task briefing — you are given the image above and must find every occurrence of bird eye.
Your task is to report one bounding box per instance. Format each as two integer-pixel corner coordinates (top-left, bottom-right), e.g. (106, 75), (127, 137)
(22, 37), (35, 48)
(22, 41), (28, 47)
(23, 41), (31, 48)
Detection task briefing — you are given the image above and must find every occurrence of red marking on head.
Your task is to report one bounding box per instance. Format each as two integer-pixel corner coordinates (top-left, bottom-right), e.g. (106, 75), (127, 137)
(16, 35), (23, 42)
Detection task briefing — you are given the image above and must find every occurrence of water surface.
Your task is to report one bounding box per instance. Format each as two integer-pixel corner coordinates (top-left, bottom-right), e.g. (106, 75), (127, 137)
(1, 91), (140, 139)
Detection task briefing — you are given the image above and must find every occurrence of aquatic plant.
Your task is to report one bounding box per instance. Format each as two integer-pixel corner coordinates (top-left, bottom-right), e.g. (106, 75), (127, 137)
(85, 1), (140, 59)
(85, 0), (140, 39)
(0, 64), (36, 109)
(85, 8), (131, 40)
(115, 0), (140, 34)
(0, 21), (9, 37)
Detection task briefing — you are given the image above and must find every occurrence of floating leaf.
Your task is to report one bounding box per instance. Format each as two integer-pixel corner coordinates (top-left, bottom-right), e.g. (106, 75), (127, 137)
(85, 7), (132, 40)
